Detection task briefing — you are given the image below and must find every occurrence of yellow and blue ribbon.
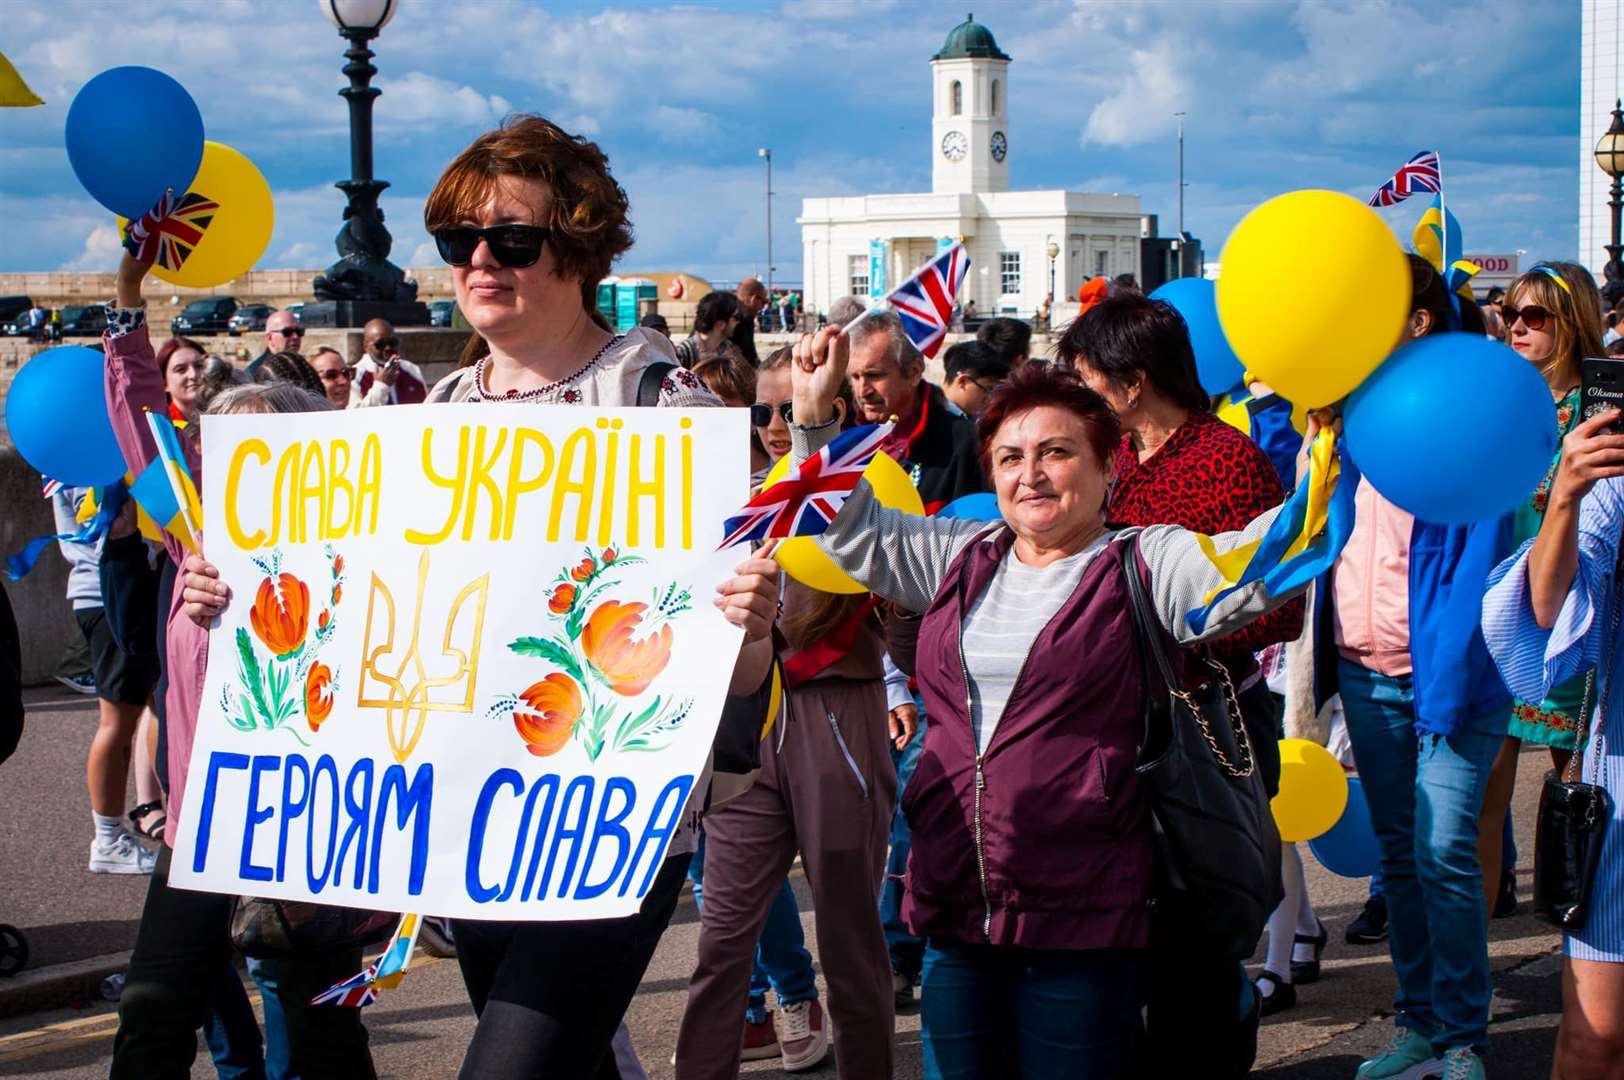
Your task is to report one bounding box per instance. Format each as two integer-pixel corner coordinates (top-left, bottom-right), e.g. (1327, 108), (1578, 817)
(1183, 427), (1358, 636)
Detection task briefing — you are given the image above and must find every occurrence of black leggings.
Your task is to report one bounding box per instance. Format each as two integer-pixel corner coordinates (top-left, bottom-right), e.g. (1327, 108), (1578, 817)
(451, 852), (691, 1080)
(111, 847), (373, 1080)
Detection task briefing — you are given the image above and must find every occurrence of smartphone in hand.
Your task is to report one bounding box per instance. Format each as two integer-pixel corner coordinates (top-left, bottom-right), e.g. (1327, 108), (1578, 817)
(1580, 355), (1624, 434)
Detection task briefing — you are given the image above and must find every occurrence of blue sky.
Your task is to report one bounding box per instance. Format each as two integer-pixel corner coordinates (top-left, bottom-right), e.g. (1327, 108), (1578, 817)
(0, 0), (1583, 287)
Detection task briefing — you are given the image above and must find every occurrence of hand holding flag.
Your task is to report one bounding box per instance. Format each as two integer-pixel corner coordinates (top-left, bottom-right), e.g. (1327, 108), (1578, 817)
(843, 242), (970, 360)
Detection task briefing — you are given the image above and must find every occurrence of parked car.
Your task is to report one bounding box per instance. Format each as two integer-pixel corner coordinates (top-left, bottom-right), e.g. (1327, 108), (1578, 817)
(283, 302), (305, 322)
(0, 296), (32, 327)
(427, 299), (457, 327)
(227, 304), (275, 335)
(58, 305), (109, 336)
(171, 296), (238, 335)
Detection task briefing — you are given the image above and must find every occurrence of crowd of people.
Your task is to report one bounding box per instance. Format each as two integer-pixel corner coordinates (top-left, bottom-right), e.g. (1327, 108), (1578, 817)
(10, 110), (1624, 1080)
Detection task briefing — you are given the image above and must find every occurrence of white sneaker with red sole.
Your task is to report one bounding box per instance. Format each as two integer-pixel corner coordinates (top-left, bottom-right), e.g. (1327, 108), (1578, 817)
(778, 998), (829, 1072)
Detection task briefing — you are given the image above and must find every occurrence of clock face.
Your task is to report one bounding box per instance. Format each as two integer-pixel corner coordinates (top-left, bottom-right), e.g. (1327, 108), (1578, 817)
(991, 131), (1008, 162)
(941, 130), (968, 162)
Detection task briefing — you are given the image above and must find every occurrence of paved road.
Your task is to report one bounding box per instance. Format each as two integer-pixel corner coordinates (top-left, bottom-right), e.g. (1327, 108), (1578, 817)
(0, 686), (1567, 1077)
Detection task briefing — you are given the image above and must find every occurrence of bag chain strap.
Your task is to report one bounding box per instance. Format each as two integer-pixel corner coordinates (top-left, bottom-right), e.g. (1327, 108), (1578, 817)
(1126, 542), (1255, 780)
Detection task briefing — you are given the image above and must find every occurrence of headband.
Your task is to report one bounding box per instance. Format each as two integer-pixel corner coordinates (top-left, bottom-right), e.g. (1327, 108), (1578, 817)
(1531, 264), (1574, 298)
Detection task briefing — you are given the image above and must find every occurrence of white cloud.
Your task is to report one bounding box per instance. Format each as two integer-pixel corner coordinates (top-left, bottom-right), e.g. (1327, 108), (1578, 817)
(59, 224), (125, 272)
(375, 72), (513, 129)
(1082, 42), (1190, 147)
(647, 105), (722, 142)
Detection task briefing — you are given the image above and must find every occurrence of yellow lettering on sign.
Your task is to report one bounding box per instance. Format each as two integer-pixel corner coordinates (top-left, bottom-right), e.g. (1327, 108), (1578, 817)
(548, 428), (596, 544)
(221, 435), (383, 551)
(503, 428), (554, 540)
(224, 438), (270, 550)
(406, 427), (469, 545)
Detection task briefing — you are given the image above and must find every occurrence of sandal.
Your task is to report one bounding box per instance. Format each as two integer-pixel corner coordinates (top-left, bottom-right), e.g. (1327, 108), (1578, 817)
(1255, 969), (1296, 1017)
(128, 801), (167, 841)
(1290, 918), (1328, 984)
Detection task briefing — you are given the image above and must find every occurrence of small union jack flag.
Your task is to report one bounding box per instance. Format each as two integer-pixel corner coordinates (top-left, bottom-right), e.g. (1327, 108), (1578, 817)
(1367, 151), (1442, 208)
(122, 190), (220, 272)
(719, 423), (894, 548)
(310, 962), (380, 1008)
(885, 243), (969, 360)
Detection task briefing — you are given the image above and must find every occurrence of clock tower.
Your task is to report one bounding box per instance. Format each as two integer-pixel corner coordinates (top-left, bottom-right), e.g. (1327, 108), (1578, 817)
(930, 14), (1010, 195)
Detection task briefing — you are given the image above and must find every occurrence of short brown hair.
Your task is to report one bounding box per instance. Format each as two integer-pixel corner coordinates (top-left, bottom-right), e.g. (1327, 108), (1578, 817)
(156, 336), (206, 378)
(691, 344), (756, 406)
(975, 363), (1120, 480)
(425, 114), (633, 318)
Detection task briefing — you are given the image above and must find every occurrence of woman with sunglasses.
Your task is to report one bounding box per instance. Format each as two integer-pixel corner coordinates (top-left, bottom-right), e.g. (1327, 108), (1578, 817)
(677, 345), (901, 1079)
(415, 114), (780, 1079)
(1475, 264), (1607, 925)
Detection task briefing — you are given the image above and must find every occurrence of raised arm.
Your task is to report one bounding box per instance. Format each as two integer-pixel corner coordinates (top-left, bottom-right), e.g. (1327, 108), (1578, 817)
(789, 327), (985, 611)
(1526, 408), (1624, 627)
(104, 252), (196, 571)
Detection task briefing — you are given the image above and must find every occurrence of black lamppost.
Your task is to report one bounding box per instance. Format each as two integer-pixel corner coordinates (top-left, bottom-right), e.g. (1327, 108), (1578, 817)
(1595, 99), (1624, 308)
(310, 0), (424, 325)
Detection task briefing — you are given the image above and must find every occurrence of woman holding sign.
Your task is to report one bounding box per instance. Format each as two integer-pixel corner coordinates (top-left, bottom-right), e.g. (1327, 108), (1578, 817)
(412, 114), (779, 1079)
(782, 328), (1339, 1079)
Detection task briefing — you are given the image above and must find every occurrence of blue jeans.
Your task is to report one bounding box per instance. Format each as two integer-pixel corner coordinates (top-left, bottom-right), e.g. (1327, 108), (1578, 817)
(688, 831), (817, 1024)
(246, 949), (370, 1080)
(919, 939), (1147, 1080)
(882, 695), (927, 979)
(203, 964), (265, 1080)
(1338, 659), (1503, 1053)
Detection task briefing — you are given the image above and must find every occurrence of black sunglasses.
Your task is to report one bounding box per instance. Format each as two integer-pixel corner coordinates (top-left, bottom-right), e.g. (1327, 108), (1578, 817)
(1501, 304), (1550, 332)
(433, 224), (550, 268)
(272, 324), (305, 337)
(749, 401), (793, 427)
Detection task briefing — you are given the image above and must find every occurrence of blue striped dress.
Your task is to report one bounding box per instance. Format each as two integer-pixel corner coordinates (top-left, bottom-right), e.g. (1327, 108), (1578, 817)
(1483, 476), (1624, 963)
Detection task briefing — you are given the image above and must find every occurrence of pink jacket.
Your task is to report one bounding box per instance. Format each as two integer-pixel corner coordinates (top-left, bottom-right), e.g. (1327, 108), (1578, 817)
(103, 321), (206, 849)
(1332, 479), (1413, 677)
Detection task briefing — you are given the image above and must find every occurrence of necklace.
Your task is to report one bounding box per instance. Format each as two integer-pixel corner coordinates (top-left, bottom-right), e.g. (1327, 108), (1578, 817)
(474, 335), (623, 402)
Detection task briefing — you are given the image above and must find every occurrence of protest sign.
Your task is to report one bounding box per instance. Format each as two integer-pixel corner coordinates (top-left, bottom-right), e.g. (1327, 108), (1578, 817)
(169, 402), (748, 920)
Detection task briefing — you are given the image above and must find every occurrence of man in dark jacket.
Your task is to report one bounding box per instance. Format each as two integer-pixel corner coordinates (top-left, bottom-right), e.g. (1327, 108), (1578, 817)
(730, 278), (769, 365)
(843, 309), (987, 1007)
(846, 311), (986, 514)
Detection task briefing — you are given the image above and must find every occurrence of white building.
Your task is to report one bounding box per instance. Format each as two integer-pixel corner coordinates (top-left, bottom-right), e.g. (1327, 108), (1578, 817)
(1582, 0), (1623, 284)
(798, 15), (1142, 319)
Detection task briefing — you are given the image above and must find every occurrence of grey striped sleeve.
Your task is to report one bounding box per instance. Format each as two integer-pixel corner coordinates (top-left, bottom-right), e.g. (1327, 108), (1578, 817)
(791, 421), (990, 612)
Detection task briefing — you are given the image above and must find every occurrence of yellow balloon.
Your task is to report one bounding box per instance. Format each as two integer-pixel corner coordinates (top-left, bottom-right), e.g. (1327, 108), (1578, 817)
(1216, 190), (1408, 408)
(763, 448), (924, 594)
(1271, 738), (1350, 842)
(116, 141), (274, 290)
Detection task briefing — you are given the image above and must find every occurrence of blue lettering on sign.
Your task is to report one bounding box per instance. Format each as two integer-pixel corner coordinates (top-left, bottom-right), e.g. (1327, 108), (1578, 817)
(192, 751), (250, 873)
(307, 755), (341, 891)
(369, 762), (433, 896)
(239, 755), (281, 882)
(538, 775), (594, 900)
(512, 774), (560, 903)
(575, 777), (636, 900)
(466, 768), (523, 903)
(334, 758), (375, 890)
(277, 753), (311, 882)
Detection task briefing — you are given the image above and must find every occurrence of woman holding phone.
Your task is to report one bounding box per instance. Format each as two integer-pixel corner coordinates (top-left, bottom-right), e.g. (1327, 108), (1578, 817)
(1477, 263), (1607, 920)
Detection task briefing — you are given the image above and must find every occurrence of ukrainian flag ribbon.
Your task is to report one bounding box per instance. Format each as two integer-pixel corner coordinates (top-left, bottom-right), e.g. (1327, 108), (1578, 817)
(128, 409), (202, 553)
(1183, 427), (1359, 636)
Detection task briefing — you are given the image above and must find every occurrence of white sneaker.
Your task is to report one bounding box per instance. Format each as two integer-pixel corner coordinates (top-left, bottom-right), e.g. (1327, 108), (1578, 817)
(778, 998), (829, 1072)
(89, 831), (156, 874)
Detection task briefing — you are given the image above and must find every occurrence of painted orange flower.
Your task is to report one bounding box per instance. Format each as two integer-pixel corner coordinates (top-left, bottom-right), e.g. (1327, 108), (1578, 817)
(514, 673), (583, 755)
(570, 557), (597, 582)
(332, 583), (343, 604)
(250, 573), (310, 657)
(318, 609), (331, 631)
(305, 662), (334, 731)
(601, 547), (617, 565)
(333, 555), (345, 575)
(582, 601), (672, 697)
(548, 583), (577, 614)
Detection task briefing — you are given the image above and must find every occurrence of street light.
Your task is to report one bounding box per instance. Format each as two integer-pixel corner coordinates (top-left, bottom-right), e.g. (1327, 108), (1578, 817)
(759, 148), (773, 295)
(1045, 237), (1059, 307)
(1594, 98), (1624, 306)
(311, 0), (423, 322)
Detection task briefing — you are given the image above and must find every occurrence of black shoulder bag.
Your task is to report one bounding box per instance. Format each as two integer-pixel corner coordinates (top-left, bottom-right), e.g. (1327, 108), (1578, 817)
(1534, 598), (1615, 932)
(1122, 544), (1283, 959)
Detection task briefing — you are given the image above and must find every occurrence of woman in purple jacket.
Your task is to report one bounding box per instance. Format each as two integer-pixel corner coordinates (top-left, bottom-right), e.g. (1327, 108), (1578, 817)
(786, 328), (1326, 1078)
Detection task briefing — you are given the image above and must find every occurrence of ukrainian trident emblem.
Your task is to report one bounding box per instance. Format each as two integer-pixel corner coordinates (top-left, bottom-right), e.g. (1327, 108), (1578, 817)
(357, 551), (490, 762)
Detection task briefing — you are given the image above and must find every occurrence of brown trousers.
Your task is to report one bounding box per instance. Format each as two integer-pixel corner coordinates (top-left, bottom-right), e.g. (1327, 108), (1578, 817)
(675, 676), (898, 1079)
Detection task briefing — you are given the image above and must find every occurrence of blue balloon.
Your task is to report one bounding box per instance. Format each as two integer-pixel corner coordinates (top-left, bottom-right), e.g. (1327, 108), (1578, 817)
(938, 492), (1002, 521)
(66, 67), (204, 219)
(1309, 776), (1381, 878)
(5, 346), (126, 487)
(1344, 333), (1557, 525)
(1149, 277), (1246, 394)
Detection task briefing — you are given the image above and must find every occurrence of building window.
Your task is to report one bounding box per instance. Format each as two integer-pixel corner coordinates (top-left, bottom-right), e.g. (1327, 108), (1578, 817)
(1094, 250), (1110, 276)
(1000, 251), (1021, 295)
(848, 254), (869, 297)
(951, 80), (962, 115)
(991, 78), (1000, 116)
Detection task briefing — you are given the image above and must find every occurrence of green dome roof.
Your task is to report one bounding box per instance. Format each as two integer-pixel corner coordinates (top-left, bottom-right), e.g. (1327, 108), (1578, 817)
(932, 14), (1009, 61)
